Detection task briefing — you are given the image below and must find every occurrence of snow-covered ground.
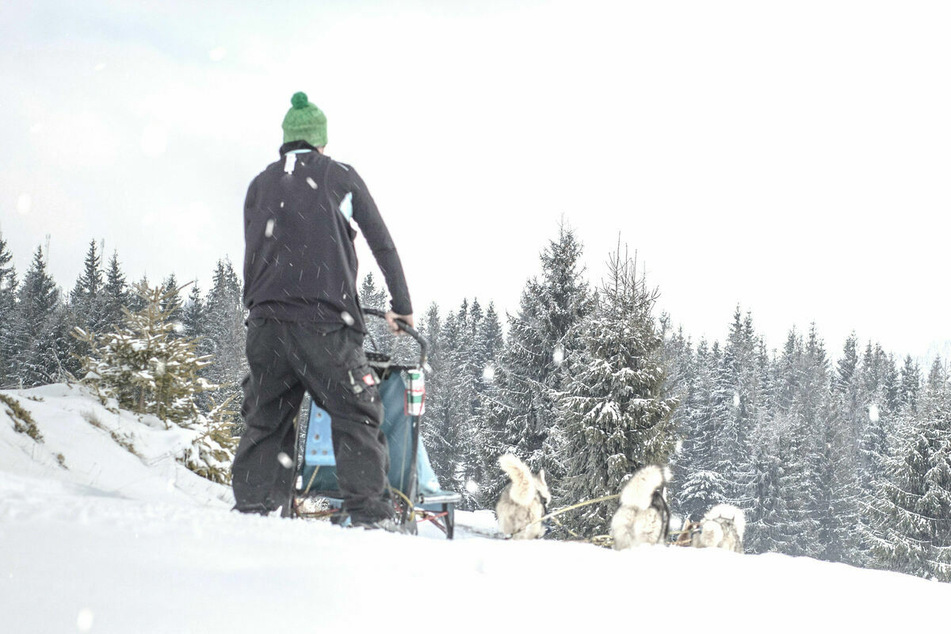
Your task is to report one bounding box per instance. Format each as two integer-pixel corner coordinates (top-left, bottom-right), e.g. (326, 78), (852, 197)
(2, 384), (949, 633)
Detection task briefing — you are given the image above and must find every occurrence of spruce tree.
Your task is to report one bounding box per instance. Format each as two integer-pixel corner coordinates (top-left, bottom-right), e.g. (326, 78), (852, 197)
(829, 332), (867, 565)
(75, 282), (216, 425)
(74, 282), (236, 483)
(418, 302), (444, 471)
(558, 246), (677, 537)
(899, 355), (921, 416)
(471, 302), (505, 506)
(0, 233), (18, 386)
(182, 283), (205, 340)
(10, 247), (70, 386)
(712, 308), (762, 510)
(102, 251), (131, 331)
(70, 240), (105, 332)
(160, 274), (184, 328)
(755, 329), (820, 556)
(202, 259), (246, 417)
(870, 359), (951, 580)
(673, 338), (727, 521)
(423, 302), (482, 507)
(481, 223), (594, 505)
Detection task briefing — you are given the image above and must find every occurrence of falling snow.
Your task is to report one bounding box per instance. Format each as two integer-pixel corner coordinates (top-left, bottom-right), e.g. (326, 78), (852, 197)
(16, 193), (31, 215)
(76, 609), (94, 633)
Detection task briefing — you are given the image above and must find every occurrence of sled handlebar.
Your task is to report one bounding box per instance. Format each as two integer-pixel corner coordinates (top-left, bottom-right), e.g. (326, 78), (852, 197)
(363, 308), (429, 368)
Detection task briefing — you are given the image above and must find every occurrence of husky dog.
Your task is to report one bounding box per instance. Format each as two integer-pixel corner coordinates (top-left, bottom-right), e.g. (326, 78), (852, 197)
(610, 465), (671, 550)
(691, 504), (745, 553)
(496, 454), (551, 539)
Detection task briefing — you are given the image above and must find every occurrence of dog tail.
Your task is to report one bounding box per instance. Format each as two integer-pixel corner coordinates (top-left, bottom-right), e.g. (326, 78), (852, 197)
(704, 503), (746, 540)
(498, 453), (536, 507)
(619, 465), (669, 510)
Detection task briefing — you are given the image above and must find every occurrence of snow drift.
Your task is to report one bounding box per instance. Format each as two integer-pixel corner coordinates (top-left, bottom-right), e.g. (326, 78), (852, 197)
(1, 384), (949, 633)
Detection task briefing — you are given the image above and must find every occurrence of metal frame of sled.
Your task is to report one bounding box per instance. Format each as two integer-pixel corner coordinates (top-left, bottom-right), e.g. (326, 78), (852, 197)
(283, 309), (462, 538)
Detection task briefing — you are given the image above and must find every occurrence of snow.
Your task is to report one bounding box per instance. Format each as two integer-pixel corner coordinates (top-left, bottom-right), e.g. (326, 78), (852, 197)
(16, 192), (32, 215)
(2, 384), (950, 633)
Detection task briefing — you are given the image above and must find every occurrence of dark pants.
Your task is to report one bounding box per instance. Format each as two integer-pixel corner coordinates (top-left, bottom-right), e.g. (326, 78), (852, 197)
(232, 319), (392, 523)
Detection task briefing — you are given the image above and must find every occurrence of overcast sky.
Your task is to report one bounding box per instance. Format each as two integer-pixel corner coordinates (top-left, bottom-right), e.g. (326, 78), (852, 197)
(2, 1), (949, 362)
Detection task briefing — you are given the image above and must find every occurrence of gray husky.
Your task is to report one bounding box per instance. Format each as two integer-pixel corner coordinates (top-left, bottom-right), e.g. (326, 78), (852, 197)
(610, 465), (671, 549)
(496, 454), (551, 539)
(691, 503), (745, 553)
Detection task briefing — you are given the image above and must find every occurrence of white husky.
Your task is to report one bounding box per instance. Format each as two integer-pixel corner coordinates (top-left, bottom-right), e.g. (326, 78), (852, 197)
(610, 465), (671, 549)
(691, 503), (745, 553)
(496, 454), (551, 539)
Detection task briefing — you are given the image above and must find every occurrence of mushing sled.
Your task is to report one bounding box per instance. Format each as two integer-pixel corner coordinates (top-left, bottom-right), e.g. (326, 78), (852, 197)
(281, 309), (462, 538)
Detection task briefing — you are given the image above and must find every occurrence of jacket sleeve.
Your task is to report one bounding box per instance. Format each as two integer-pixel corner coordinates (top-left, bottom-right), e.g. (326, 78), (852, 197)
(348, 167), (413, 315)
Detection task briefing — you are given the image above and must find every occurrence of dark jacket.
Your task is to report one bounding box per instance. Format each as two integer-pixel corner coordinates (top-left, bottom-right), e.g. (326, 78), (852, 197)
(243, 141), (412, 333)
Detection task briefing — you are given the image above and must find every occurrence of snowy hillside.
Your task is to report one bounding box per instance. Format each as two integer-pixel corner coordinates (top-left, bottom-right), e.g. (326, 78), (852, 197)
(2, 385), (949, 633)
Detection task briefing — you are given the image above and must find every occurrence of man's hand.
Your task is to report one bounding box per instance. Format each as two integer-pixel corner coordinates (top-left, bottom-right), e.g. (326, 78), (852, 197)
(385, 311), (414, 335)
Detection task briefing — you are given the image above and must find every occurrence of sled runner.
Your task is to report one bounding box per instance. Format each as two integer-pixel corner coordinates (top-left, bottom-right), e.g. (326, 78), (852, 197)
(285, 309), (462, 538)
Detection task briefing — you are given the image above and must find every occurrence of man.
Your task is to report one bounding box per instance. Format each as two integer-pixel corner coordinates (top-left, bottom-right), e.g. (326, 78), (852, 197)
(233, 91), (414, 529)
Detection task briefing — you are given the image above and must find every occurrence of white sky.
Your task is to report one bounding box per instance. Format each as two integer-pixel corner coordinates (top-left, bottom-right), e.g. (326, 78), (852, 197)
(2, 1), (949, 361)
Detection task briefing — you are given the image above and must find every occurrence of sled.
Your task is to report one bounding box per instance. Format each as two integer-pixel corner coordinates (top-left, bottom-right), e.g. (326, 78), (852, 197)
(285, 309), (462, 538)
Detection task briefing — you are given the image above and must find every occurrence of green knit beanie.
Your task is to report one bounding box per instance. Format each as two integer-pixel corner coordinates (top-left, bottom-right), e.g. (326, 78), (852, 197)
(282, 92), (327, 147)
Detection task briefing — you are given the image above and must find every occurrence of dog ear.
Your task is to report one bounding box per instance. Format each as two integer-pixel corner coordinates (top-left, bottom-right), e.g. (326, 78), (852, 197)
(538, 468), (547, 483)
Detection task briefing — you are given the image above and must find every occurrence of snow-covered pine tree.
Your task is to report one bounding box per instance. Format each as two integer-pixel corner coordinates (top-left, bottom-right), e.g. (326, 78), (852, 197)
(357, 272), (415, 362)
(835, 334), (863, 448)
(127, 275), (151, 313)
(418, 302), (445, 474)
(70, 240), (105, 333)
(858, 342), (896, 490)
(852, 341), (901, 565)
(806, 336), (862, 564)
(709, 308), (763, 512)
(470, 301), (504, 506)
(201, 259), (246, 420)
(75, 281), (216, 425)
(0, 233), (18, 386)
(558, 246), (677, 537)
(182, 283), (205, 340)
(481, 223), (594, 507)
(359, 273), (390, 344)
(75, 281), (236, 483)
(101, 251), (132, 332)
(869, 357), (951, 581)
(422, 303), (480, 506)
(827, 332), (868, 565)
(160, 274), (184, 329)
(752, 329), (821, 556)
(10, 246), (73, 387)
(69, 240), (107, 368)
(898, 355), (921, 417)
(674, 339), (727, 521)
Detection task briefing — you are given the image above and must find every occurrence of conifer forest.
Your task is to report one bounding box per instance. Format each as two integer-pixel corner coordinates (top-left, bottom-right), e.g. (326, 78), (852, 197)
(1, 227), (949, 582)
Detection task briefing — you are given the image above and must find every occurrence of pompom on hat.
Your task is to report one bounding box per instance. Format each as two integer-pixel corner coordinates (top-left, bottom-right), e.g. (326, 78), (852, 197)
(282, 92), (327, 147)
